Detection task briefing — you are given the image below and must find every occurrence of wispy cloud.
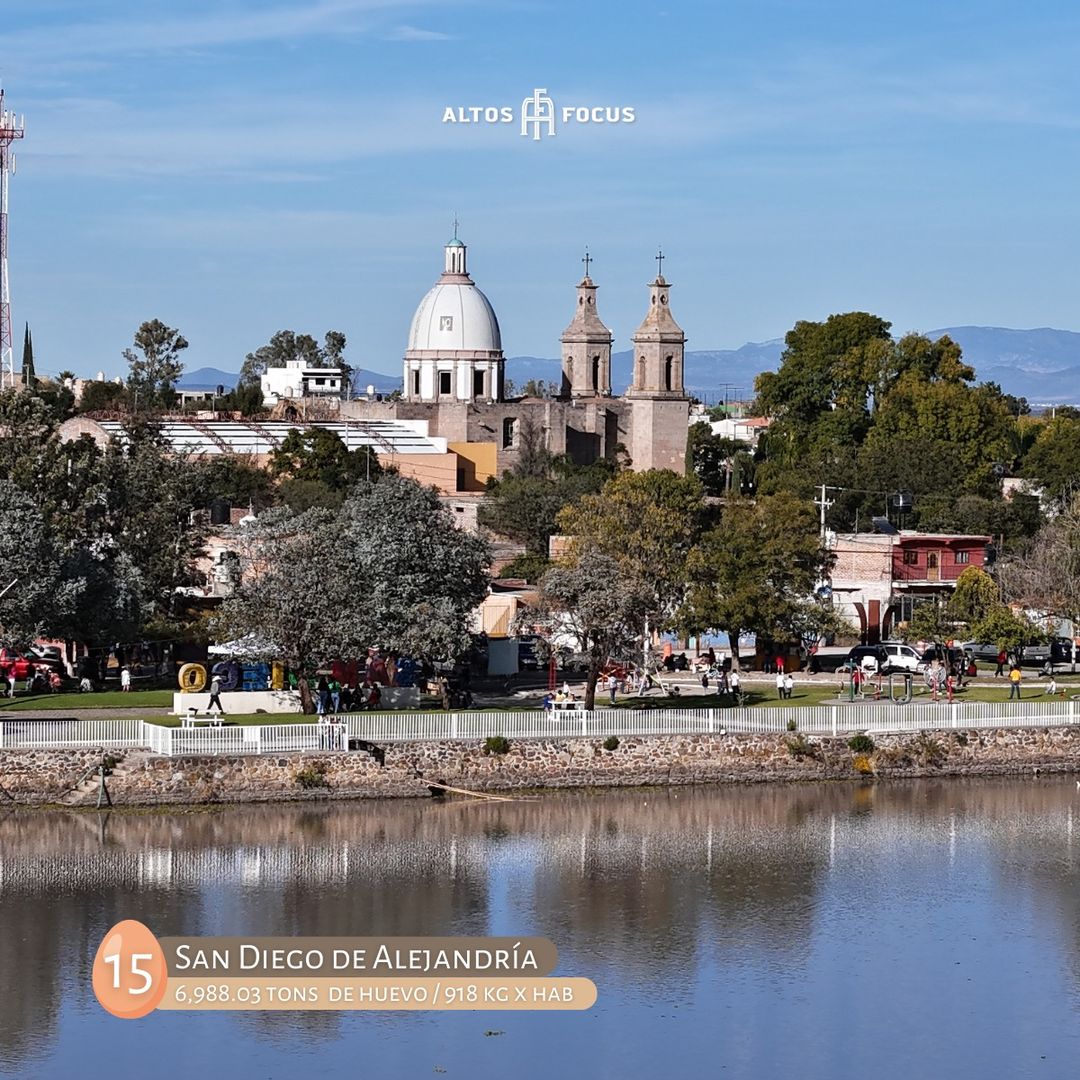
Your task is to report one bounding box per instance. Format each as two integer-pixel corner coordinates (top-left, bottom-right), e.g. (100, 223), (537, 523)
(386, 24), (454, 41)
(7, 0), (438, 61)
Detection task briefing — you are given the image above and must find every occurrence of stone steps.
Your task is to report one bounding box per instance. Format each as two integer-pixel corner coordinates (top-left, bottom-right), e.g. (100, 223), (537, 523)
(60, 752), (149, 807)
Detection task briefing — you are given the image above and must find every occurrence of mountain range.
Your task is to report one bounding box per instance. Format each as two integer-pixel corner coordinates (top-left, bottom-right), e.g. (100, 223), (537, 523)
(176, 327), (1080, 406)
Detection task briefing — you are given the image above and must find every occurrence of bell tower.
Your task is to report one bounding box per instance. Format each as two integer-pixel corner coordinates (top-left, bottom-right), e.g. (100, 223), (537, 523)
(627, 250), (685, 398)
(625, 250), (690, 471)
(559, 250), (613, 398)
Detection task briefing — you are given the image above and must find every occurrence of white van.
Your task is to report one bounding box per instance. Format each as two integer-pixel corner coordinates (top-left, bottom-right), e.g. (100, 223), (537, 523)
(880, 641), (925, 673)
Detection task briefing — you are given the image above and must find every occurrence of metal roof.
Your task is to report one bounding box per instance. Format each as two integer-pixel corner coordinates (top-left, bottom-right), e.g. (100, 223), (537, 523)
(94, 419), (448, 456)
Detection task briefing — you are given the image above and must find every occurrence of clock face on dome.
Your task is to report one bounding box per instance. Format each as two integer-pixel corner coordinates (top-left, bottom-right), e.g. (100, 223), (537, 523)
(439, 316), (454, 331)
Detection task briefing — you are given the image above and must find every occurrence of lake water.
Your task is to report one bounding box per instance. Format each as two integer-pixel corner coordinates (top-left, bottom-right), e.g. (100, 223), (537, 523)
(2, 780), (1080, 1079)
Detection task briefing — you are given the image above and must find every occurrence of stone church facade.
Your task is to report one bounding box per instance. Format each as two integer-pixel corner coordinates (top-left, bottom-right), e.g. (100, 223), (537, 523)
(342, 232), (690, 476)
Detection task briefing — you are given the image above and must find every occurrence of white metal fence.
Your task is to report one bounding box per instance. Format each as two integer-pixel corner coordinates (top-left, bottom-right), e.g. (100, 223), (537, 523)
(0, 702), (1077, 756)
(345, 699), (1080, 742)
(0, 719), (347, 756)
(0, 719), (146, 750)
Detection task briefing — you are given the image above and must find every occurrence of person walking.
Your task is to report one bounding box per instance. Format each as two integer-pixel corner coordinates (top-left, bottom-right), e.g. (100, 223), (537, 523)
(775, 670), (785, 700)
(995, 649), (1007, 677)
(607, 673), (618, 705)
(1008, 664), (1022, 700)
(784, 672), (794, 700)
(207, 672), (225, 715)
(729, 668), (741, 704)
(330, 677), (341, 714)
(120, 665), (131, 693)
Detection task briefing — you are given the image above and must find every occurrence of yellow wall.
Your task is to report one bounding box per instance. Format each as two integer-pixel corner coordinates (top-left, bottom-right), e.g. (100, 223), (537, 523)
(448, 441), (498, 491)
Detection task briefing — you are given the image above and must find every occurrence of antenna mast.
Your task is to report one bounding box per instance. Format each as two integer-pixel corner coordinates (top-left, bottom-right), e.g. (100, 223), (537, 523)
(0, 87), (25, 391)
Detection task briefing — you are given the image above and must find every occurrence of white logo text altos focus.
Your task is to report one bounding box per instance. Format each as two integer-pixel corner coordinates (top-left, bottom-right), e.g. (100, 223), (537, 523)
(442, 89), (635, 139)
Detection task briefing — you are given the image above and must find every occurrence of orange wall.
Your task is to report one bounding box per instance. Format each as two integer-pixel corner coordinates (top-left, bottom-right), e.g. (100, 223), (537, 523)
(391, 453), (460, 494)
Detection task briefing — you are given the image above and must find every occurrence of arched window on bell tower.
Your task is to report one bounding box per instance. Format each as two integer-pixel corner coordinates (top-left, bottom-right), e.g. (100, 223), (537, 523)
(664, 355), (673, 392)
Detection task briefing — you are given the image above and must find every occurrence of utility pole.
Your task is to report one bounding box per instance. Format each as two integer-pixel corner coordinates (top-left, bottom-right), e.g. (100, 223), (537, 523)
(814, 483), (835, 539)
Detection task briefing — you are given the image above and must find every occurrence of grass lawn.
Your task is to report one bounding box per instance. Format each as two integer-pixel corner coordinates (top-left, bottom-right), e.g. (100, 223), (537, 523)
(0, 690), (174, 711)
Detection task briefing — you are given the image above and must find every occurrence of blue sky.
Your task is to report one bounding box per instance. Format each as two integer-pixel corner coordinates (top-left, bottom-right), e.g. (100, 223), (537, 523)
(6, 0), (1080, 379)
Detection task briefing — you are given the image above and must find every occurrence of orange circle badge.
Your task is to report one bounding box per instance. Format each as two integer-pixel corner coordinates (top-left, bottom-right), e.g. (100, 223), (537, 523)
(92, 920), (168, 1019)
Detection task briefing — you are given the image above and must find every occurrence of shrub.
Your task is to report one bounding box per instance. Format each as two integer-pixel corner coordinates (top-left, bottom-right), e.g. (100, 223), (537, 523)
(603, 735), (620, 752)
(953, 732), (969, 747)
(912, 732), (946, 767)
(785, 734), (820, 761)
(873, 744), (913, 768)
(295, 761), (330, 789)
(496, 553), (550, 583)
(786, 718), (798, 732)
(483, 736), (511, 755)
(852, 753), (875, 775)
(847, 734), (875, 754)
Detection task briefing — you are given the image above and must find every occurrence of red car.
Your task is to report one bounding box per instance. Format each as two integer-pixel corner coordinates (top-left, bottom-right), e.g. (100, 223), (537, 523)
(0, 649), (42, 684)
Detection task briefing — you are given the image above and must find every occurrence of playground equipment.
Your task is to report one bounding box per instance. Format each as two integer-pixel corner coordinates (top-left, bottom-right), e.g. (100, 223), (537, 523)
(844, 669), (912, 704)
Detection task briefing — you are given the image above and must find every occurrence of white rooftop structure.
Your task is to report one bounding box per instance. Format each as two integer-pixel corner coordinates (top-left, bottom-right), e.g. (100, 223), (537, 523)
(261, 360), (343, 406)
(89, 418), (449, 456)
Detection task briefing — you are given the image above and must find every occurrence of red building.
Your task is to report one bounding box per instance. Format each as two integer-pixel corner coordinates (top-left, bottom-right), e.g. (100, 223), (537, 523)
(891, 533), (990, 586)
(830, 531), (992, 643)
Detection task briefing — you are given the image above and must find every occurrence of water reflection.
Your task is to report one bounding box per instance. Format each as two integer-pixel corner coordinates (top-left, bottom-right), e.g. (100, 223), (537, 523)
(1, 780), (1080, 1079)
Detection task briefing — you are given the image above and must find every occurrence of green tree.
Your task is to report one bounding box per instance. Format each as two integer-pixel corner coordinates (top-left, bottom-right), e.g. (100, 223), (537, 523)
(269, 427), (382, 508)
(685, 421), (749, 496)
(191, 456), (276, 512)
(215, 476), (490, 711)
(904, 600), (954, 644)
(1020, 416), (1080, 506)
(239, 329), (348, 391)
(947, 566), (1001, 626)
(478, 455), (616, 558)
(525, 549), (652, 709)
(681, 492), (829, 666)
(124, 319), (188, 409)
(0, 481), (67, 646)
(77, 380), (128, 413)
(970, 606), (1045, 659)
(754, 312), (894, 472)
(557, 469), (707, 631)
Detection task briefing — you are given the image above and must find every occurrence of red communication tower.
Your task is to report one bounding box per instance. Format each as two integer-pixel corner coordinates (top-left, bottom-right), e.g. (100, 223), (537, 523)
(0, 88), (25, 391)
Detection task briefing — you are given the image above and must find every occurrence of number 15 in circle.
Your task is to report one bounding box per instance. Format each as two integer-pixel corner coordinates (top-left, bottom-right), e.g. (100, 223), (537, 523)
(92, 920), (169, 1019)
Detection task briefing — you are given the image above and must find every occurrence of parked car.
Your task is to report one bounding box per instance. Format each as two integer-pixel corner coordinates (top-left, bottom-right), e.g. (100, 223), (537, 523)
(961, 641), (1002, 663)
(879, 641), (925, 674)
(844, 645), (890, 674)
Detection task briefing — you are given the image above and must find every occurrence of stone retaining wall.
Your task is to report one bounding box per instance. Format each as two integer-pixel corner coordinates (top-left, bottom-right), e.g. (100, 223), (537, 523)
(3, 727), (1080, 806)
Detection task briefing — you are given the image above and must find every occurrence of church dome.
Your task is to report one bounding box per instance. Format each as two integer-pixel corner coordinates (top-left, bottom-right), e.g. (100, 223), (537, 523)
(406, 233), (502, 355)
(407, 280), (502, 353)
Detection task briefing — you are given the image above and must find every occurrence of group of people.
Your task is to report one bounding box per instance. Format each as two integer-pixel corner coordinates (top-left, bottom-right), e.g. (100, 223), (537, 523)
(2, 668), (63, 697)
(774, 670), (796, 699)
(314, 676), (383, 715)
(543, 684), (582, 711)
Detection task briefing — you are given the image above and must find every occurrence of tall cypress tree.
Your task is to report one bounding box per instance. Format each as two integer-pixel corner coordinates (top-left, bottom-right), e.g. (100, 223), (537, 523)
(20, 324), (35, 389)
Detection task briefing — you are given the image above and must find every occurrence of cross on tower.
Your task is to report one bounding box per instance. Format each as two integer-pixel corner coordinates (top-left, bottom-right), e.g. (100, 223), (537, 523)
(582, 248), (592, 278)
(452, 214), (460, 240)
(655, 248), (665, 278)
